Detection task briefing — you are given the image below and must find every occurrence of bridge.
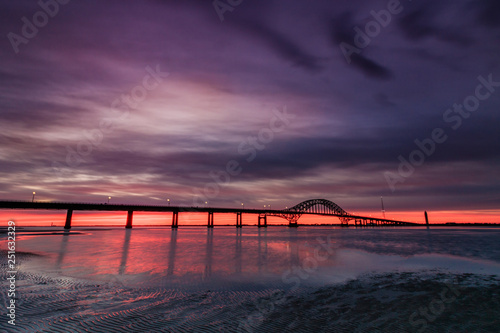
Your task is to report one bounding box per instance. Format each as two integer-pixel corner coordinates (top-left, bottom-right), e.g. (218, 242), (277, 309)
(0, 199), (418, 229)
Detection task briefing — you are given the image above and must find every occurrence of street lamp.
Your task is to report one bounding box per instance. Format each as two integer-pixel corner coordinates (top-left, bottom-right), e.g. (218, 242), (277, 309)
(205, 201), (208, 207)
(241, 203), (244, 209)
(32, 192), (36, 202)
(108, 196), (111, 204)
(167, 198), (170, 206)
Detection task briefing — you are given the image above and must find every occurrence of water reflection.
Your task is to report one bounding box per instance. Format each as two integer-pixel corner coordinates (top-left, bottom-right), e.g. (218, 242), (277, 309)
(203, 228), (213, 280)
(425, 228), (435, 254)
(235, 228), (242, 273)
(167, 228), (177, 276)
(257, 228), (267, 272)
(15, 227), (500, 290)
(288, 229), (300, 267)
(119, 229), (132, 275)
(26, 228), (318, 287)
(55, 230), (70, 270)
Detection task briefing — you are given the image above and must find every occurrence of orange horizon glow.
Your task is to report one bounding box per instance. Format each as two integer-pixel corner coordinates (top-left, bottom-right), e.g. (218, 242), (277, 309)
(1, 209), (499, 227)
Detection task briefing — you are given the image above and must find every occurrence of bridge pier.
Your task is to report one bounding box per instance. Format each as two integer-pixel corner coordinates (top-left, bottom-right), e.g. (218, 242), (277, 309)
(236, 212), (242, 228)
(172, 210), (179, 228)
(208, 212), (214, 228)
(258, 214), (267, 228)
(64, 209), (73, 229)
(288, 221), (298, 228)
(126, 210), (133, 229)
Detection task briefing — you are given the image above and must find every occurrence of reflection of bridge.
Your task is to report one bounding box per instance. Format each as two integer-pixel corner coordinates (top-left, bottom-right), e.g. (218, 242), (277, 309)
(52, 227), (312, 281)
(0, 199), (417, 229)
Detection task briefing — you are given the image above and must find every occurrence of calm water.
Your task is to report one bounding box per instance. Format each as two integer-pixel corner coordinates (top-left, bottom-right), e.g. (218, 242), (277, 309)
(2, 226), (500, 332)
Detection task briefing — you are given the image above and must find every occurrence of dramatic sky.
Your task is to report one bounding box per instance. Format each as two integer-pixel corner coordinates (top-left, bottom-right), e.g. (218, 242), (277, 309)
(1, 0), (499, 223)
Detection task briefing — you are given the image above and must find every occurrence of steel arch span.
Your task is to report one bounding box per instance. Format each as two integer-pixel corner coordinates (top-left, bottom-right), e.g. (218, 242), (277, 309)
(267, 199), (352, 226)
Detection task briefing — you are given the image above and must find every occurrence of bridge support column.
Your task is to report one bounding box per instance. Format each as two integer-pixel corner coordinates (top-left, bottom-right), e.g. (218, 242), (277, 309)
(126, 210), (133, 229)
(236, 212), (242, 228)
(64, 209), (73, 230)
(288, 221), (298, 228)
(208, 212), (214, 228)
(258, 215), (267, 228)
(172, 210), (179, 228)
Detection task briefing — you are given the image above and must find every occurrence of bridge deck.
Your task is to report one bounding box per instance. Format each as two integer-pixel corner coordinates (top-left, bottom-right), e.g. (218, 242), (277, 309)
(0, 201), (418, 228)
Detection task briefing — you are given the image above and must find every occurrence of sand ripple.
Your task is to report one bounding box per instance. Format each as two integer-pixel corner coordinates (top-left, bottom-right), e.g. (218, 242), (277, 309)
(1, 268), (499, 332)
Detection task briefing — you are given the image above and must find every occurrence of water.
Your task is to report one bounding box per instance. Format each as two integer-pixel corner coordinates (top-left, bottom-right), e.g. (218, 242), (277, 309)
(1, 226), (500, 332)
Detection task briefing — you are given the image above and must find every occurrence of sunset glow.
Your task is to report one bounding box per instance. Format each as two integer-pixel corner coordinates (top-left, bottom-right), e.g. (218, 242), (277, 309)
(1, 0), (499, 224)
(3, 210), (500, 227)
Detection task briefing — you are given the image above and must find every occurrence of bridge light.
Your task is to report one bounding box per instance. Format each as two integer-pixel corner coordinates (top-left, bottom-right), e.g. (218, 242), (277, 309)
(167, 198), (170, 206)
(32, 191), (36, 202)
(108, 196), (111, 204)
